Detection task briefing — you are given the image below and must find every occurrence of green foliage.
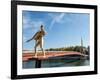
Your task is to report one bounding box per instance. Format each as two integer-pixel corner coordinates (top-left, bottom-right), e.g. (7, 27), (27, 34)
(45, 46), (89, 53)
(45, 46), (90, 58)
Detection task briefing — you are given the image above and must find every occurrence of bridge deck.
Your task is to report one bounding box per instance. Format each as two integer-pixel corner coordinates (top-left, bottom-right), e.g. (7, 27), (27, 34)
(23, 51), (87, 61)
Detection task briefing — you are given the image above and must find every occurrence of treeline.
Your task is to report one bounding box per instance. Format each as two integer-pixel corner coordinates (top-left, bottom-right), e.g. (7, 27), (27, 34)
(45, 46), (90, 55)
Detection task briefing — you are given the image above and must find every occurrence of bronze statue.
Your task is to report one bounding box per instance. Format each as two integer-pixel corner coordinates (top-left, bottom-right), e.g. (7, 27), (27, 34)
(26, 25), (46, 57)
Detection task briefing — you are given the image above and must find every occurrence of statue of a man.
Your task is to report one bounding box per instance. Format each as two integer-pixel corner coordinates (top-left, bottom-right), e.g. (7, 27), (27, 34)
(26, 25), (46, 57)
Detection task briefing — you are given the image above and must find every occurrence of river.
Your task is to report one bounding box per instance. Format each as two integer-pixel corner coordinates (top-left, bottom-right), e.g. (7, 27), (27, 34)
(23, 59), (90, 69)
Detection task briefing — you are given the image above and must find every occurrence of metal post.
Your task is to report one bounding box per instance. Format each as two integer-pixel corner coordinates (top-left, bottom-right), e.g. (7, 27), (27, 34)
(35, 60), (42, 68)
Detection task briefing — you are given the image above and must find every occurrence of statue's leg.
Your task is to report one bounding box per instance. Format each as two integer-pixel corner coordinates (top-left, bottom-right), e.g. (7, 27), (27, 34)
(41, 47), (45, 57)
(34, 41), (39, 57)
(34, 45), (37, 57)
(40, 41), (46, 57)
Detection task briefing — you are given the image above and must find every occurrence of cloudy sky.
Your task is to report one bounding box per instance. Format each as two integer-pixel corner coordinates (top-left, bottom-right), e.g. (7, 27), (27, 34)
(22, 10), (90, 50)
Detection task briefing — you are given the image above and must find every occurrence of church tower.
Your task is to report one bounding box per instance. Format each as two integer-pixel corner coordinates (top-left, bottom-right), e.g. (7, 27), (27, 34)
(81, 37), (83, 54)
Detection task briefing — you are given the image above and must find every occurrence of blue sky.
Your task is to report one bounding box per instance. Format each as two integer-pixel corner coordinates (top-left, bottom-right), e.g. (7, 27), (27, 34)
(22, 11), (90, 50)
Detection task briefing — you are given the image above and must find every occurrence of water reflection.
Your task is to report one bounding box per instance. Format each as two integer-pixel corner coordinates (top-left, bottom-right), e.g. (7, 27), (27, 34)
(23, 59), (89, 69)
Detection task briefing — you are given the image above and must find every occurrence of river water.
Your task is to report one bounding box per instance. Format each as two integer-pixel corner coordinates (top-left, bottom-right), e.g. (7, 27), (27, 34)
(23, 59), (90, 69)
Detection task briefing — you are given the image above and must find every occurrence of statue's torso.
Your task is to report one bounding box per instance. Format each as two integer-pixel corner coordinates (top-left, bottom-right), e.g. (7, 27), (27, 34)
(34, 30), (45, 41)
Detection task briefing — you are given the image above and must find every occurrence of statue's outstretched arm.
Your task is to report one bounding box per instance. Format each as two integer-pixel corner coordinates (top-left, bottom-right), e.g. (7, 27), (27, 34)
(26, 37), (33, 43)
(26, 31), (39, 43)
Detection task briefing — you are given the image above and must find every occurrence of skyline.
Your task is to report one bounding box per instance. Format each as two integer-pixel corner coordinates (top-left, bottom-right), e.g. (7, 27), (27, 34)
(22, 11), (90, 50)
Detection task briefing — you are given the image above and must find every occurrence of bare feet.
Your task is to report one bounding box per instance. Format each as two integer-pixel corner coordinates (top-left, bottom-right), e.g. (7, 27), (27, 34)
(43, 55), (46, 58)
(34, 55), (37, 58)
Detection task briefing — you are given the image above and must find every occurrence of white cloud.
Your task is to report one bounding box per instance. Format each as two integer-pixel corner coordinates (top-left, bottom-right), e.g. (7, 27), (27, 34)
(55, 13), (65, 23)
(23, 15), (44, 32)
(49, 13), (65, 30)
(32, 21), (44, 28)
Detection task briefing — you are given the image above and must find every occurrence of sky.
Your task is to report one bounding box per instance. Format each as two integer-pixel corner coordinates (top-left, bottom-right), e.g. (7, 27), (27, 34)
(22, 10), (90, 50)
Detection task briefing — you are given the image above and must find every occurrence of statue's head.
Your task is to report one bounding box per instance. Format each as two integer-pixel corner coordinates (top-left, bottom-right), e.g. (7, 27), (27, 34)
(40, 25), (44, 30)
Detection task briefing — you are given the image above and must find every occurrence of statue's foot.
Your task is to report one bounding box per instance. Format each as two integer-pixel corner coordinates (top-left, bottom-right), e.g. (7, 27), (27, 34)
(43, 55), (46, 58)
(34, 55), (37, 58)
